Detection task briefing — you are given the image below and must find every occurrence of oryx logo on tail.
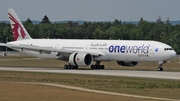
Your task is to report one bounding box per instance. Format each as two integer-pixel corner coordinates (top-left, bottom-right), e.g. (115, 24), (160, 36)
(8, 13), (26, 41)
(8, 8), (32, 41)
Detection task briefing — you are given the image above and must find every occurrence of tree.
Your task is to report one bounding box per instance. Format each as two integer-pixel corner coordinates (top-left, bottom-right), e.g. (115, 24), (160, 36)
(138, 17), (144, 26)
(156, 16), (163, 24)
(166, 17), (171, 25)
(41, 15), (51, 24)
(25, 18), (32, 24)
(0, 18), (180, 53)
(113, 19), (122, 26)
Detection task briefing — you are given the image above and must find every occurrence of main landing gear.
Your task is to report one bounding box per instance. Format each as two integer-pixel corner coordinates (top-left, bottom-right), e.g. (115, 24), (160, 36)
(63, 61), (105, 70)
(90, 61), (105, 70)
(157, 61), (166, 71)
(64, 64), (78, 69)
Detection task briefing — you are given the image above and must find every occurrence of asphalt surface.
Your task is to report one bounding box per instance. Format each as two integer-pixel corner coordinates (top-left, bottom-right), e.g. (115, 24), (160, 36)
(0, 67), (180, 80)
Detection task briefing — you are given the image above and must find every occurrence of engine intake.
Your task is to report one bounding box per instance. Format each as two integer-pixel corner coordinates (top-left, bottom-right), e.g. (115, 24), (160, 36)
(117, 61), (138, 67)
(69, 52), (93, 66)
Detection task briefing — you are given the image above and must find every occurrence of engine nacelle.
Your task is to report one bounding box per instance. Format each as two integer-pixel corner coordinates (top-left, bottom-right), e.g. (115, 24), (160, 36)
(117, 61), (138, 67)
(69, 52), (93, 66)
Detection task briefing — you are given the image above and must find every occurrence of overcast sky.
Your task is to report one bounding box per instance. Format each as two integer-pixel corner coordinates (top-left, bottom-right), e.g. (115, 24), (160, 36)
(0, 0), (180, 21)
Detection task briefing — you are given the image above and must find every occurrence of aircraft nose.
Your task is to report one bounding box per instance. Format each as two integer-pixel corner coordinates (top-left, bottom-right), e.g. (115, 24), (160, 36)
(169, 50), (177, 59)
(164, 50), (177, 60)
(172, 50), (177, 57)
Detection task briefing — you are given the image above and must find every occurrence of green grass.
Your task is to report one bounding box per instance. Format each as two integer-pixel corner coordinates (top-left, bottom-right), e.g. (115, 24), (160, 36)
(0, 71), (180, 99)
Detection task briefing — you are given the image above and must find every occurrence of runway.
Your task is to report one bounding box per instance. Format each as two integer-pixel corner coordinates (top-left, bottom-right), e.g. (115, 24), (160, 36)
(0, 67), (180, 80)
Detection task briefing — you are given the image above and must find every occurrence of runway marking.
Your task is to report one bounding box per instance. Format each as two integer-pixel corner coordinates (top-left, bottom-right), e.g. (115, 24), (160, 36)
(13, 82), (179, 101)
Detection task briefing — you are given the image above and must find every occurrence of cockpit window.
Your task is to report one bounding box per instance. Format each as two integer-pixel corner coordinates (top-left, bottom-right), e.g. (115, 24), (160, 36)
(164, 48), (173, 51)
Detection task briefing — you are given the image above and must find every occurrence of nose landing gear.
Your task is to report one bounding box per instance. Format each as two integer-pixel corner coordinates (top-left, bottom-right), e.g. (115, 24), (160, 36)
(157, 64), (163, 71)
(157, 61), (166, 71)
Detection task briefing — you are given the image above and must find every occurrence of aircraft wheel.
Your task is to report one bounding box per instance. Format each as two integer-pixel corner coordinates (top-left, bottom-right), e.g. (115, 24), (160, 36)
(157, 67), (163, 71)
(100, 65), (105, 69)
(160, 67), (163, 71)
(91, 65), (95, 69)
(97, 65), (101, 69)
(94, 65), (98, 69)
(74, 66), (78, 69)
(64, 65), (68, 69)
(69, 65), (74, 69)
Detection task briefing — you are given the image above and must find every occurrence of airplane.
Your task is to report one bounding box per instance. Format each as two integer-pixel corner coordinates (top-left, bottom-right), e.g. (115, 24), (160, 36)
(0, 8), (177, 71)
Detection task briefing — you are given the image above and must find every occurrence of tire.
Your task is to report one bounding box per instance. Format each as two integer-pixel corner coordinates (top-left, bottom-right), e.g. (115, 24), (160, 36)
(64, 65), (68, 69)
(160, 67), (163, 71)
(91, 65), (95, 69)
(157, 67), (163, 71)
(74, 66), (78, 69)
(100, 65), (105, 69)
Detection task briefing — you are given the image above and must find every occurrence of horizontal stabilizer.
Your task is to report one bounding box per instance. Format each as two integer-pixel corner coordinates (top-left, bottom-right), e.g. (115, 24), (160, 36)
(0, 43), (8, 47)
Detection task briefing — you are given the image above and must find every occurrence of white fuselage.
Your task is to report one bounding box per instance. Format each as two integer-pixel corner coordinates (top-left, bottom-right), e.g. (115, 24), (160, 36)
(7, 39), (176, 62)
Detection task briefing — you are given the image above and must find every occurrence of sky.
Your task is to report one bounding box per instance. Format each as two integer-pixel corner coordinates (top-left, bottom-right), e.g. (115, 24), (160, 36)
(0, 0), (180, 21)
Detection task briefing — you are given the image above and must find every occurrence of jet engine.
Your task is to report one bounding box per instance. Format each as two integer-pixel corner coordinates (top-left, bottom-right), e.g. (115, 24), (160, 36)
(117, 61), (138, 67)
(69, 52), (93, 66)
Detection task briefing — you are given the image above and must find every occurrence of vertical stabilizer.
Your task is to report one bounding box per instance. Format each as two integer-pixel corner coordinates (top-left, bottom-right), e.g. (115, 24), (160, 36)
(8, 8), (32, 41)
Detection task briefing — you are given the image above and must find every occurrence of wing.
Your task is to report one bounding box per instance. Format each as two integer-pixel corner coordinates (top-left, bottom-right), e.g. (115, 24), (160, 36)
(7, 44), (103, 57)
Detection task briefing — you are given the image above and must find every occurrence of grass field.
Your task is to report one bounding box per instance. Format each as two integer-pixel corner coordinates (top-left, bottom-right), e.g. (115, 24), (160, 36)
(0, 82), (155, 101)
(0, 71), (180, 100)
(0, 55), (180, 100)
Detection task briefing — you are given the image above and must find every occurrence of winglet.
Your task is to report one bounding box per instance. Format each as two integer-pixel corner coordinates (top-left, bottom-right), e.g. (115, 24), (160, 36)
(8, 8), (32, 41)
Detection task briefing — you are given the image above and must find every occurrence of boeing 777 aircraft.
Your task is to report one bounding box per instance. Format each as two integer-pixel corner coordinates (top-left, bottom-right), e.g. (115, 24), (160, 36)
(0, 9), (177, 71)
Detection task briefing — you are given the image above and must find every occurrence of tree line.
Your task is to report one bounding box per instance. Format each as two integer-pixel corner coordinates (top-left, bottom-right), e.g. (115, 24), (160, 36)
(0, 16), (180, 54)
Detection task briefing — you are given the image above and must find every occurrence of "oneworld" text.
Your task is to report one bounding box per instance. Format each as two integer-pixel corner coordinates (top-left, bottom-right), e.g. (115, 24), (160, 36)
(108, 44), (150, 54)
